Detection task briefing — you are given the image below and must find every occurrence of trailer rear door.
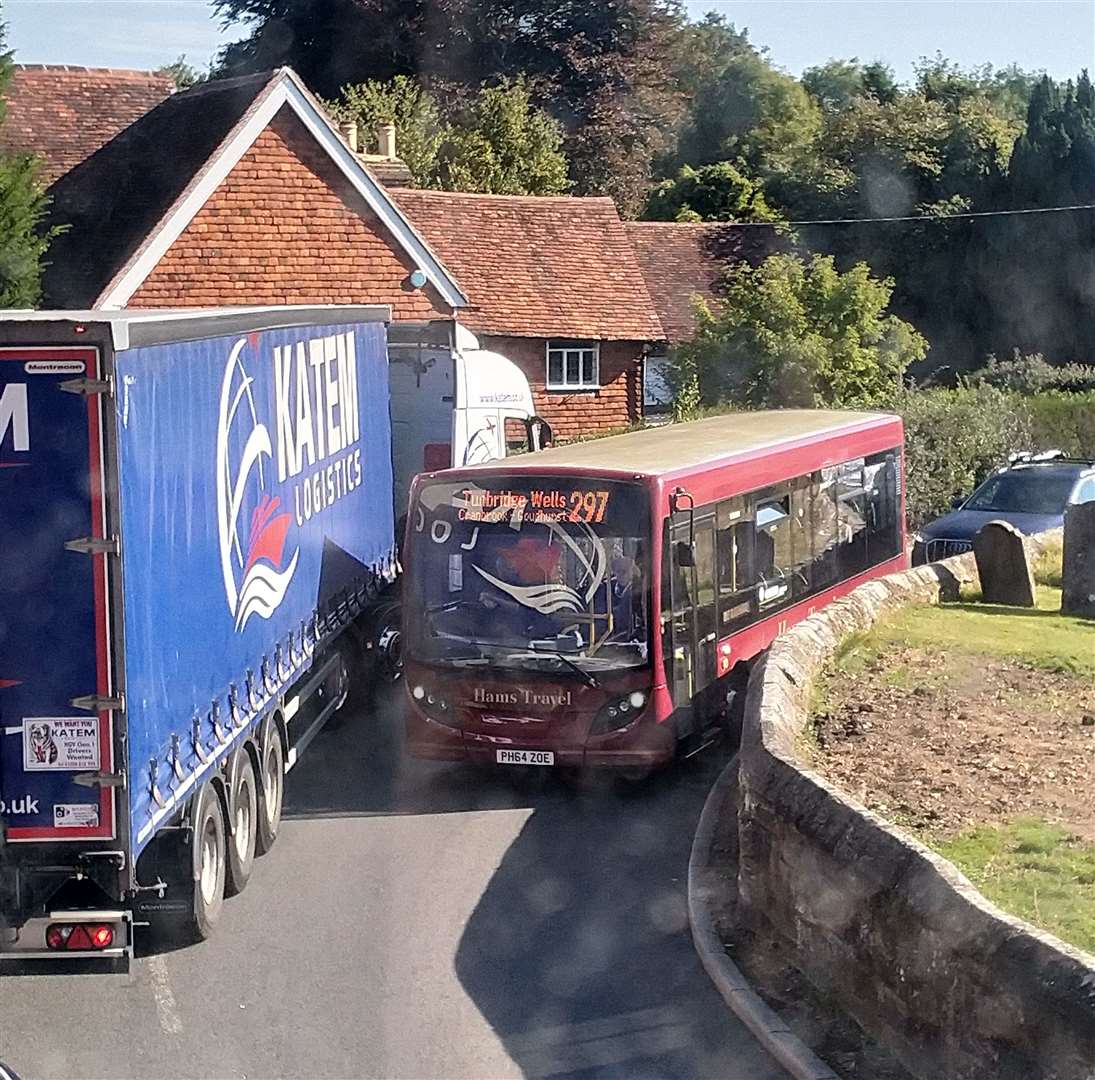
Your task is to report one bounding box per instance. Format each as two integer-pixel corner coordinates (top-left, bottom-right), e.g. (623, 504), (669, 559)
(0, 347), (116, 842)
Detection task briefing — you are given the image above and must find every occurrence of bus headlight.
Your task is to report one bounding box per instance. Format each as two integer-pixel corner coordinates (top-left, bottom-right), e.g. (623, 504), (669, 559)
(589, 690), (649, 735)
(409, 683), (456, 726)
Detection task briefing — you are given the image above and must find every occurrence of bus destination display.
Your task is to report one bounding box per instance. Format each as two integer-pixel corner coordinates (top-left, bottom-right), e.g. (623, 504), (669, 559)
(457, 486), (611, 524)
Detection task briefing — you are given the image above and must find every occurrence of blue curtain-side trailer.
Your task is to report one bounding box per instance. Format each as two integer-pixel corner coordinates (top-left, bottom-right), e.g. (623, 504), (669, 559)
(0, 307), (396, 963)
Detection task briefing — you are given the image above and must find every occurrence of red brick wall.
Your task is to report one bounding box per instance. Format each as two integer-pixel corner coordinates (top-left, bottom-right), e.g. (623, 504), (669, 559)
(130, 106), (451, 319)
(481, 335), (643, 439)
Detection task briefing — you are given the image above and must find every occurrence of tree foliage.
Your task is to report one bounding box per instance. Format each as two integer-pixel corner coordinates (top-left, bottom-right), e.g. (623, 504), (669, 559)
(0, 12), (54, 307)
(972, 351), (1095, 393)
(214, 0), (683, 213)
(644, 162), (781, 222)
(671, 254), (927, 411)
(773, 65), (1025, 220)
(330, 75), (569, 195)
(773, 58), (1095, 374)
(898, 383), (1032, 527)
(155, 55), (207, 90)
(434, 77), (570, 195)
(669, 14), (821, 177)
(1007, 70), (1095, 207)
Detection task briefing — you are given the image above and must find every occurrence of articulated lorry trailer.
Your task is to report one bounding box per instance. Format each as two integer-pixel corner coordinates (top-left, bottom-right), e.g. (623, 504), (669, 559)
(0, 307), (409, 963)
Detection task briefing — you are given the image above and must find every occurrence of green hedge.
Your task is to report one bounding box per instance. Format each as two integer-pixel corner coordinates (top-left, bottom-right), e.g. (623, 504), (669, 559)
(898, 388), (1095, 528)
(1025, 391), (1095, 458)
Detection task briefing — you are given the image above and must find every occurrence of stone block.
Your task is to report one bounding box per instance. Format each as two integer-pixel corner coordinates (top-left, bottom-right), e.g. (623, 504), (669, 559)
(973, 520), (1037, 607)
(1062, 503), (1095, 618)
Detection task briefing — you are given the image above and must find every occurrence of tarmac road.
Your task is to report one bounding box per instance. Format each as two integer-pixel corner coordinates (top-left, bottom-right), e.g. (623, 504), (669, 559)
(0, 688), (788, 1080)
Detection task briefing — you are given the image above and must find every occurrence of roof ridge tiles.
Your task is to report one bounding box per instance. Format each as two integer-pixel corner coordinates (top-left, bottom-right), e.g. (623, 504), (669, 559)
(626, 220), (745, 229)
(169, 70), (278, 99)
(13, 64), (171, 78)
(387, 186), (616, 206)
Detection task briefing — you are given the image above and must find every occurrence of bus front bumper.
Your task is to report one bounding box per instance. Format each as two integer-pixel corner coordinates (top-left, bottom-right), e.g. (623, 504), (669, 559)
(405, 710), (676, 770)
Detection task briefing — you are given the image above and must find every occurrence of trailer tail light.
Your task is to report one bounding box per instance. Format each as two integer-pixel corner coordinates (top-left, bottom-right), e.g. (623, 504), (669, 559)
(45, 922), (114, 951)
(45, 925), (69, 950)
(90, 925), (114, 949)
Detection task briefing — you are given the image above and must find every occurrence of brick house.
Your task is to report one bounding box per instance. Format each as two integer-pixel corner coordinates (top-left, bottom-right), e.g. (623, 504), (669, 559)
(393, 190), (662, 439)
(8, 65), (663, 438)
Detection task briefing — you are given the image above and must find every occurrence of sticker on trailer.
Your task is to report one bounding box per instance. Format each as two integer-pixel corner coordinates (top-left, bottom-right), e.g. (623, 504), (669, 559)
(23, 718), (100, 771)
(23, 360), (85, 375)
(53, 803), (100, 828)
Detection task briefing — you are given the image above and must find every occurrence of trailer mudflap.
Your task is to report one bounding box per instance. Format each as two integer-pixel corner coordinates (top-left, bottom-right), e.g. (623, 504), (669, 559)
(0, 347), (117, 842)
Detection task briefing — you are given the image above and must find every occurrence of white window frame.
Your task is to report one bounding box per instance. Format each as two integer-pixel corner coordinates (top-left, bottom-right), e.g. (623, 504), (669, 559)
(546, 340), (600, 391)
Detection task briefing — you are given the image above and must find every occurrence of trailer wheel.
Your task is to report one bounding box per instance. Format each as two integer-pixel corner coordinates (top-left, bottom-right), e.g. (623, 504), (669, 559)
(225, 750), (258, 896)
(256, 719), (285, 856)
(189, 780), (227, 940)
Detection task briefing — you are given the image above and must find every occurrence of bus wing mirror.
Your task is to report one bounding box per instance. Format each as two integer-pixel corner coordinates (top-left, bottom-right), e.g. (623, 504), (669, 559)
(670, 487), (695, 548)
(675, 540), (695, 568)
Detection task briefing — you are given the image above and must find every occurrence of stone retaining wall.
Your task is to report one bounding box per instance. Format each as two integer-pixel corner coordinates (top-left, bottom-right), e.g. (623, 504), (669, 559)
(737, 541), (1095, 1080)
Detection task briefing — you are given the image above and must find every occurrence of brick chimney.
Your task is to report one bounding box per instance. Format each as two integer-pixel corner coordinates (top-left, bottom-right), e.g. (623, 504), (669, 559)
(349, 119), (414, 187)
(339, 120), (359, 153)
(377, 122), (397, 160)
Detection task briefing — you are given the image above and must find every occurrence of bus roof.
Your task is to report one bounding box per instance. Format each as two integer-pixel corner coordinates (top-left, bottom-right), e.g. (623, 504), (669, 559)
(472, 410), (898, 479)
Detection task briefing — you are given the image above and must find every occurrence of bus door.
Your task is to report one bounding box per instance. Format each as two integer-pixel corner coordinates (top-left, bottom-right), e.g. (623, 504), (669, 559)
(667, 507), (717, 736)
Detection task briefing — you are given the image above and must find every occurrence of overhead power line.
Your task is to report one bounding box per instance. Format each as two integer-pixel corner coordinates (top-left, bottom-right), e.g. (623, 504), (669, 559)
(728, 202), (1095, 227)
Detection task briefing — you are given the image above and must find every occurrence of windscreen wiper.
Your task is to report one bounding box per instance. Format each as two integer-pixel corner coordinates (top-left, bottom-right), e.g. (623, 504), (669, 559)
(526, 647), (598, 688)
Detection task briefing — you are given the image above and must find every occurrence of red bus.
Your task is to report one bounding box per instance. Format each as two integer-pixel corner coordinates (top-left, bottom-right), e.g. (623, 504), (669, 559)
(402, 410), (906, 771)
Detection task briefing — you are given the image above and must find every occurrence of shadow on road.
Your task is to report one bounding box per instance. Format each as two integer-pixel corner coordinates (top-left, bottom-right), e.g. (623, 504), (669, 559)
(452, 756), (767, 1079)
(284, 688), (781, 1080)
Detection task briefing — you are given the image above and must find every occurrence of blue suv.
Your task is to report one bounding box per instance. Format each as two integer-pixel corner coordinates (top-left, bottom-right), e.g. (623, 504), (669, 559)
(912, 452), (1095, 564)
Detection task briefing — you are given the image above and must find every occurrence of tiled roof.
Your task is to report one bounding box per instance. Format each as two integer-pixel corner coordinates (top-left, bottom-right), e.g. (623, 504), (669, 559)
(392, 189), (664, 341)
(625, 221), (784, 344)
(43, 72), (274, 307)
(0, 65), (174, 184)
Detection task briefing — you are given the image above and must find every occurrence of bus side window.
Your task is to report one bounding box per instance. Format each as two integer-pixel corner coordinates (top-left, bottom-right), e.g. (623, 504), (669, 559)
(836, 458), (869, 578)
(754, 484), (812, 610)
(810, 468), (840, 590)
(865, 450), (901, 563)
(789, 481), (813, 598)
(660, 522), (674, 695)
(716, 498), (755, 630)
(693, 514), (717, 689)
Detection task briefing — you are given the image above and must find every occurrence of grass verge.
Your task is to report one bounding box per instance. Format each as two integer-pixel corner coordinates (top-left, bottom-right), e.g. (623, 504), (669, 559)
(862, 587), (1093, 677)
(936, 818), (1095, 955)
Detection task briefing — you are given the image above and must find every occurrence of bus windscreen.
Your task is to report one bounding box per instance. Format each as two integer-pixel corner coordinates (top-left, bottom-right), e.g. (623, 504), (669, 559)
(407, 477), (650, 674)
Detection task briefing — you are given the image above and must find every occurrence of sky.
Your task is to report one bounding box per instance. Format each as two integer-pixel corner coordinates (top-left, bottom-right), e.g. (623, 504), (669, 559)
(3, 0), (1093, 83)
